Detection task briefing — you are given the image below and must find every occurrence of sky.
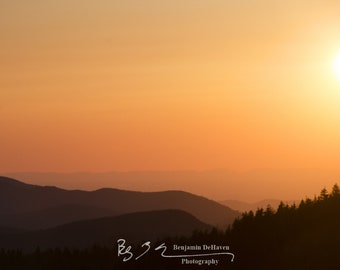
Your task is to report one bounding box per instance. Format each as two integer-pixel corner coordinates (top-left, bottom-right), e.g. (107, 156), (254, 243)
(1, 0), (340, 175)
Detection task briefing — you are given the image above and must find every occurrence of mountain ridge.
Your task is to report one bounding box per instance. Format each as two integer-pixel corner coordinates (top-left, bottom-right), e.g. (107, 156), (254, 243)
(0, 176), (239, 229)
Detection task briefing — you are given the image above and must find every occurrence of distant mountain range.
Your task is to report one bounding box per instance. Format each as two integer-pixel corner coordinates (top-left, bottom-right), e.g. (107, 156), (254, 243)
(0, 176), (238, 250)
(4, 169), (339, 202)
(220, 199), (298, 213)
(0, 176), (238, 230)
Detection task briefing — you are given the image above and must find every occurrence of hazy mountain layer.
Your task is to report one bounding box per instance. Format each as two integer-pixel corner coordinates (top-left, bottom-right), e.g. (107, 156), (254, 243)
(0, 176), (239, 229)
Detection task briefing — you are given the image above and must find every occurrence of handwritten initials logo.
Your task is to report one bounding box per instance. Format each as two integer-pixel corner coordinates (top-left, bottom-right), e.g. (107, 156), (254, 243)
(117, 239), (235, 262)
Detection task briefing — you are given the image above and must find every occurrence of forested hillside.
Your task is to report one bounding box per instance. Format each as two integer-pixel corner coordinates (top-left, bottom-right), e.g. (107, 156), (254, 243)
(1, 185), (340, 270)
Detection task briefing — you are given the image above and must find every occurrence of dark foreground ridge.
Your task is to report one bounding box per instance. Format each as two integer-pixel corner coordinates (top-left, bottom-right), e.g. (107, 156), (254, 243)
(0, 209), (210, 251)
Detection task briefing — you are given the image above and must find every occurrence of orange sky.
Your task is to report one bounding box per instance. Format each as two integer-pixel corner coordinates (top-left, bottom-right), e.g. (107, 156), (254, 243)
(1, 0), (340, 174)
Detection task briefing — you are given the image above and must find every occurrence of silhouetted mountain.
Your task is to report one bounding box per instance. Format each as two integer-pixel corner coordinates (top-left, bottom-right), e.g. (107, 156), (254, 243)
(0, 209), (210, 251)
(0, 176), (239, 229)
(1, 204), (117, 230)
(0, 227), (25, 234)
(220, 199), (297, 212)
(3, 186), (340, 269)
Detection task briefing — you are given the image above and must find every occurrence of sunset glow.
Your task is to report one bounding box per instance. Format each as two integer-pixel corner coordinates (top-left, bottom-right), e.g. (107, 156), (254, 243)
(333, 52), (340, 80)
(1, 1), (340, 197)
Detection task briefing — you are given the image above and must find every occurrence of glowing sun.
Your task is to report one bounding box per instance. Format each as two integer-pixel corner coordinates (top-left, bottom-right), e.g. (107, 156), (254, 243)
(333, 52), (340, 80)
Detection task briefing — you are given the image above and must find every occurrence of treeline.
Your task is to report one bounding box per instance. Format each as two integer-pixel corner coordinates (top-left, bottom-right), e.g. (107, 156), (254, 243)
(164, 184), (340, 269)
(225, 184), (340, 269)
(0, 246), (113, 270)
(0, 245), (184, 270)
(1, 185), (340, 269)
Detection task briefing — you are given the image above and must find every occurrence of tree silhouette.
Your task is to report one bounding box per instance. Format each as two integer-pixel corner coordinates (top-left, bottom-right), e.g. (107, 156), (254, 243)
(1, 184), (340, 270)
